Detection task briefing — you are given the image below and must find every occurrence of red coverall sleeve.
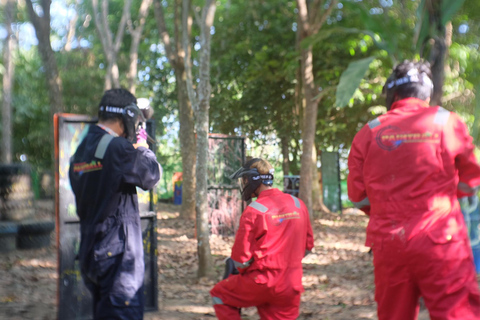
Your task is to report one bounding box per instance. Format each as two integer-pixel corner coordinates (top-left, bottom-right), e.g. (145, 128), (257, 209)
(347, 127), (371, 215)
(230, 208), (258, 273)
(446, 114), (480, 196)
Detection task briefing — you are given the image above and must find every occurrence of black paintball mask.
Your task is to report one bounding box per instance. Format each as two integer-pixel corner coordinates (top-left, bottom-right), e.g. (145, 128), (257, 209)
(383, 67), (434, 110)
(230, 158), (274, 202)
(99, 103), (145, 143)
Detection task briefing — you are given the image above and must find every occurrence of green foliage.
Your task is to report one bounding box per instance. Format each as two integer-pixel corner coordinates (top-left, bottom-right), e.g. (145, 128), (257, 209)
(4, 0), (480, 184)
(335, 57), (375, 108)
(441, 0), (467, 26)
(58, 49), (105, 115)
(12, 50), (52, 169)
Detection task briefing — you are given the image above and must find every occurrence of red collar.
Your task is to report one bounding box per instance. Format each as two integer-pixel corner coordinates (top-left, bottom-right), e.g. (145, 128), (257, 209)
(390, 97), (430, 111)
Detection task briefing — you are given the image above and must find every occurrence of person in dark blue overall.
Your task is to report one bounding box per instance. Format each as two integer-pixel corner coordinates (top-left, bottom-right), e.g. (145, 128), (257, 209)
(69, 88), (161, 320)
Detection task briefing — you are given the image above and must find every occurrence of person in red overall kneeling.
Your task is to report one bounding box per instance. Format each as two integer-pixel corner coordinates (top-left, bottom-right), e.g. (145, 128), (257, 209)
(348, 60), (480, 320)
(210, 158), (314, 320)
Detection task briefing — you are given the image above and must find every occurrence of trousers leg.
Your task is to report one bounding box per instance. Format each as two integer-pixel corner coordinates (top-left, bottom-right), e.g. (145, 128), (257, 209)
(257, 291), (301, 320)
(372, 236), (420, 320)
(413, 233), (480, 320)
(210, 273), (269, 319)
(212, 304), (242, 320)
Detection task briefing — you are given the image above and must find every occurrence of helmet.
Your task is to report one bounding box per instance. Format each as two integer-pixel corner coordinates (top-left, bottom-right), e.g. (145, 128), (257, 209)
(383, 60), (434, 110)
(99, 103), (145, 143)
(230, 158), (274, 201)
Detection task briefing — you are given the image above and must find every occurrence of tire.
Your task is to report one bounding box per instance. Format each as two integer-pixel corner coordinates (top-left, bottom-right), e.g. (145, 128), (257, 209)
(18, 220), (55, 234)
(17, 233), (51, 250)
(17, 220), (55, 250)
(0, 221), (17, 234)
(0, 222), (18, 253)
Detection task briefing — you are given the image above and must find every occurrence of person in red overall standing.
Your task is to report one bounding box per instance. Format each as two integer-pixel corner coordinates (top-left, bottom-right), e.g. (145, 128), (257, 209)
(210, 158), (314, 320)
(348, 60), (480, 320)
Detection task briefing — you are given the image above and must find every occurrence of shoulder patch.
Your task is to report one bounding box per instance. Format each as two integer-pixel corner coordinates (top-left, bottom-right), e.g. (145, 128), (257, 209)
(94, 134), (114, 159)
(433, 107), (450, 125)
(248, 201), (268, 213)
(368, 118), (381, 130)
(290, 194), (301, 209)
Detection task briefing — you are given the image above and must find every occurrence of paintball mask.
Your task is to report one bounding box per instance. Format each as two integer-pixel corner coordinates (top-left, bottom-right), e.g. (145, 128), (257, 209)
(230, 158), (274, 202)
(99, 99), (154, 143)
(383, 67), (434, 110)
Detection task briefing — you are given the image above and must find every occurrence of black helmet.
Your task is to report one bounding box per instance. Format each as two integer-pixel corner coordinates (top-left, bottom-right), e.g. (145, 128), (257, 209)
(383, 60), (434, 110)
(99, 103), (145, 143)
(230, 158), (274, 201)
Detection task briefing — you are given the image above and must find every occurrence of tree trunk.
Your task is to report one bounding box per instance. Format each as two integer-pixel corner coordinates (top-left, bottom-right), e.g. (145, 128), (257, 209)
(183, 0), (216, 278)
(430, 36), (446, 106)
(26, 0), (64, 168)
(298, 43), (318, 217)
(296, 0), (336, 217)
(176, 68), (197, 220)
(311, 146), (322, 211)
(280, 135), (290, 176)
(2, 0), (16, 164)
(153, 0), (197, 220)
(26, 0), (64, 116)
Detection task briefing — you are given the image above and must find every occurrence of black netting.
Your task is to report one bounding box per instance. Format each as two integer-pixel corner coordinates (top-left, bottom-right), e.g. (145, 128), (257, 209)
(207, 135), (245, 235)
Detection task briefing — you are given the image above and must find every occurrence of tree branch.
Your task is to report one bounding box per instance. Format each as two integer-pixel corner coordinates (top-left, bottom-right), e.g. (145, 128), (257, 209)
(153, 0), (177, 65)
(91, 0), (109, 51)
(64, 0), (79, 52)
(112, 0), (132, 54)
(309, 0), (324, 26)
(311, 0), (338, 34)
(25, 0), (41, 33)
(100, 0), (113, 49)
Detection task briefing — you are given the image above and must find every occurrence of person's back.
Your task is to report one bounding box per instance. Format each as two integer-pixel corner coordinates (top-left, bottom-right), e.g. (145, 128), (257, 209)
(211, 158), (314, 320)
(71, 127), (157, 226)
(69, 88), (161, 320)
(233, 188), (311, 273)
(355, 98), (468, 239)
(348, 60), (480, 320)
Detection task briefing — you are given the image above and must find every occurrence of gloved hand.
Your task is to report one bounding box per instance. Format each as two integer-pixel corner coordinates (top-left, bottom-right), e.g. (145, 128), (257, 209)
(136, 128), (148, 145)
(223, 257), (239, 279)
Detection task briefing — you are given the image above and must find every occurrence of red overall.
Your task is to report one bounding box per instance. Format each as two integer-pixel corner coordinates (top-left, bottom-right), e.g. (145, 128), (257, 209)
(210, 188), (314, 320)
(348, 98), (480, 320)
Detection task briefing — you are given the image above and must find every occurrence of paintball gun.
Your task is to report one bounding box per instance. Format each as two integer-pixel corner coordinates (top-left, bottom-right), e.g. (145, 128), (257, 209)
(136, 98), (155, 145)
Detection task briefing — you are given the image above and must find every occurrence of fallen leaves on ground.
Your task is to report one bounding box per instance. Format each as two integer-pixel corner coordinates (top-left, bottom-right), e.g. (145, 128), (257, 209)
(0, 201), (433, 320)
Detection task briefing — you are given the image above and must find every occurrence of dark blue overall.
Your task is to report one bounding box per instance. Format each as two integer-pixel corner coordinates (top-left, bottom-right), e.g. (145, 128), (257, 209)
(69, 125), (160, 319)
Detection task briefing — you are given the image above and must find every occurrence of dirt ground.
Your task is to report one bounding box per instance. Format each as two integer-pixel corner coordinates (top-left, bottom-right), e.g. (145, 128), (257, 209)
(0, 201), (435, 320)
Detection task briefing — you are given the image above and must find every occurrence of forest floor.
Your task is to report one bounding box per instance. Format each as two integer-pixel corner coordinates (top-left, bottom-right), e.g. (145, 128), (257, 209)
(0, 200), (435, 320)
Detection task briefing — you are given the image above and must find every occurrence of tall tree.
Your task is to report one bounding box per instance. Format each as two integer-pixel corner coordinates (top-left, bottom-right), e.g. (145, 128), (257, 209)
(296, 0), (337, 216)
(1, 0), (16, 164)
(91, 0), (132, 89)
(154, 0), (196, 220)
(182, 0), (216, 278)
(25, 0), (64, 115)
